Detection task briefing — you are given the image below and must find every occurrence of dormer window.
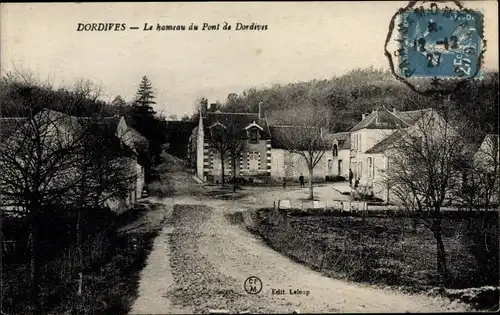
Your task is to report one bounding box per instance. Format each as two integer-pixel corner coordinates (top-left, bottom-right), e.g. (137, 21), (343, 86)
(249, 129), (259, 144)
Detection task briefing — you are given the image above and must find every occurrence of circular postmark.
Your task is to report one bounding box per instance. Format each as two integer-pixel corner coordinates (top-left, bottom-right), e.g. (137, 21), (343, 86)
(244, 276), (262, 294)
(384, 0), (487, 97)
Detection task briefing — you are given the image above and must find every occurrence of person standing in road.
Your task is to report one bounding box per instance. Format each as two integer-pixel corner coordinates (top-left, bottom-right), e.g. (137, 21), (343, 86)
(299, 173), (305, 188)
(349, 169), (354, 187)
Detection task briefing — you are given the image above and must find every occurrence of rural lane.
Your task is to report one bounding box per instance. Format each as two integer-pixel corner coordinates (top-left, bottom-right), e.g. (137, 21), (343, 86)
(129, 189), (469, 314)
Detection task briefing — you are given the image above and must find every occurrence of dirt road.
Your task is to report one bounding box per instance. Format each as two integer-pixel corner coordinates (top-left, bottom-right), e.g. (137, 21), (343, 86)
(130, 159), (468, 313)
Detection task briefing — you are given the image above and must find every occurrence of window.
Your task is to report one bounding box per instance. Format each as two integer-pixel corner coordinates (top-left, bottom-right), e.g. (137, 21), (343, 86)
(248, 152), (259, 171)
(368, 157), (375, 178)
(333, 144), (338, 157)
(338, 159), (343, 175)
(249, 129), (258, 144)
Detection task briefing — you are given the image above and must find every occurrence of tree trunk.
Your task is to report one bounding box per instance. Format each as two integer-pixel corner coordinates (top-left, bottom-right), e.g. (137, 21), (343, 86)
(220, 152), (225, 185)
(308, 166), (314, 200)
(432, 216), (448, 286)
(29, 210), (43, 312)
(232, 153), (237, 192)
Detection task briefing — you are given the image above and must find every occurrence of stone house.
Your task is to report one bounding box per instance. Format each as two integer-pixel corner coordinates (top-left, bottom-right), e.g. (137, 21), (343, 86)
(269, 125), (333, 181)
(324, 132), (351, 179)
(347, 107), (447, 202)
(188, 100), (335, 183)
(190, 99), (272, 182)
(0, 109), (148, 214)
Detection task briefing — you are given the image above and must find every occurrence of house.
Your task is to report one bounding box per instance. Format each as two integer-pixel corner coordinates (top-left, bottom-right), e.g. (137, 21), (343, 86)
(470, 133), (499, 205)
(188, 99), (337, 183)
(190, 99), (272, 182)
(474, 134), (499, 172)
(81, 115), (149, 212)
(269, 125), (333, 181)
(0, 109), (148, 214)
(347, 107), (446, 202)
(324, 132), (351, 179)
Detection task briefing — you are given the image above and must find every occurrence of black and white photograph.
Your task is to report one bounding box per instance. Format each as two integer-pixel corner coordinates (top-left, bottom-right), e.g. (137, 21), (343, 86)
(1, 1), (498, 314)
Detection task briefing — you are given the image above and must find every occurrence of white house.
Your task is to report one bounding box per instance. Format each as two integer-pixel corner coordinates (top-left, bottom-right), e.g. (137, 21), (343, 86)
(189, 99), (272, 183)
(269, 125), (333, 182)
(324, 132), (351, 179)
(347, 107), (446, 202)
(0, 109), (148, 214)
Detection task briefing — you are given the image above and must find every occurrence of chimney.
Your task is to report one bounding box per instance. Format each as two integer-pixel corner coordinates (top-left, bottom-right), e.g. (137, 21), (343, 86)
(209, 103), (217, 112)
(362, 113), (368, 121)
(258, 101), (264, 119)
(200, 98), (208, 116)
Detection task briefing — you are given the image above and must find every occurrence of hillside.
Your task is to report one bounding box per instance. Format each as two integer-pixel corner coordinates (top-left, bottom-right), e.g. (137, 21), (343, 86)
(221, 68), (499, 135)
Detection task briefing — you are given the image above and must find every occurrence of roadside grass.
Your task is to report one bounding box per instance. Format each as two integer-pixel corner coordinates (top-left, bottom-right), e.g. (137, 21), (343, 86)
(248, 208), (499, 311)
(1, 202), (164, 315)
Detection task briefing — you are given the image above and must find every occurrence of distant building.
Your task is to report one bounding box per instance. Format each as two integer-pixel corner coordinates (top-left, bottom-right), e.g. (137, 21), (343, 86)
(0, 109), (148, 214)
(188, 100), (334, 183)
(323, 132), (351, 179)
(347, 107), (446, 202)
(269, 126), (333, 181)
(189, 99), (272, 183)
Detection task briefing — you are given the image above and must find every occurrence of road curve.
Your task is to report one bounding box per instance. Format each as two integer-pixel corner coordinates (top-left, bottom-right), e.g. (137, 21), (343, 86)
(130, 194), (468, 314)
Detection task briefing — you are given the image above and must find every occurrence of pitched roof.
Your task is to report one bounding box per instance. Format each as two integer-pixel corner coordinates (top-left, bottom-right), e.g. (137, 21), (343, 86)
(78, 116), (149, 156)
(2, 111), (149, 160)
(269, 125), (323, 150)
(203, 112), (270, 138)
(350, 108), (409, 132)
(365, 130), (403, 154)
(395, 109), (434, 125)
(325, 132), (351, 150)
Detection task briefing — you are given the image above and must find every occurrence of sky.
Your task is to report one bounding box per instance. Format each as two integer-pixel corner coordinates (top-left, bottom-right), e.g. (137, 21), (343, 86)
(1, 1), (498, 118)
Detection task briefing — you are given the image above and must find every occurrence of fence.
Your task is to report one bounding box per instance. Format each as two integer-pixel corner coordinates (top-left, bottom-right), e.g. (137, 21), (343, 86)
(274, 199), (368, 212)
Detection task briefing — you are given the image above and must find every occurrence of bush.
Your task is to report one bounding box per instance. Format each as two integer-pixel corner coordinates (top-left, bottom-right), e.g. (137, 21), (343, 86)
(252, 208), (499, 310)
(1, 205), (159, 315)
(326, 175), (346, 182)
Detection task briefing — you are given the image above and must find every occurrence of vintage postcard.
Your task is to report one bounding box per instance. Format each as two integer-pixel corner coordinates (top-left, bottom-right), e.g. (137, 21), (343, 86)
(1, 1), (498, 314)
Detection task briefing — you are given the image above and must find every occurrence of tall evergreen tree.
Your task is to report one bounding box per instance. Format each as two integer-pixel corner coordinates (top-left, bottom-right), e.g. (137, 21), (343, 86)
(128, 76), (167, 174)
(134, 75), (157, 110)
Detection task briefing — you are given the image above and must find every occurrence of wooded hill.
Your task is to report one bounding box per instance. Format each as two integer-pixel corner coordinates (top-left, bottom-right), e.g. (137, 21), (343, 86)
(221, 68), (499, 138)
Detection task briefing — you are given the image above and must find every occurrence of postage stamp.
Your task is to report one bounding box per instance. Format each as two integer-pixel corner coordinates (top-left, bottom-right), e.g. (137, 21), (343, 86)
(397, 6), (484, 79)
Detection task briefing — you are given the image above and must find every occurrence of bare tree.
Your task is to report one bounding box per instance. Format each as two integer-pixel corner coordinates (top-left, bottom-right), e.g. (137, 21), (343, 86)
(0, 72), (141, 311)
(206, 116), (247, 187)
(461, 133), (500, 211)
(381, 109), (466, 286)
(275, 105), (331, 200)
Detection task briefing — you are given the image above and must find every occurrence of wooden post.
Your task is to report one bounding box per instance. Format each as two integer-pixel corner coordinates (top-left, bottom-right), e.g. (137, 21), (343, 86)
(77, 272), (83, 296)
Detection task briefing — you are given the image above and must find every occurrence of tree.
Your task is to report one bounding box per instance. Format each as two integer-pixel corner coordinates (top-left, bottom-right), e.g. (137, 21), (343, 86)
(127, 76), (167, 173)
(135, 75), (156, 108)
(111, 95), (127, 108)
(275, 105), (331, 199)
(461, 133), (499, 211)
(206, 117), (247, 188)
(0, 72), (139, 311)
(382, 109), (466, 286)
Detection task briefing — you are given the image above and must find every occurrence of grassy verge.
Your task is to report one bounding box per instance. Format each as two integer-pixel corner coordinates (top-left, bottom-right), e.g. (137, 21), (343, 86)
(1, 202), (164, 315)
(248, 208), (499, 311)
